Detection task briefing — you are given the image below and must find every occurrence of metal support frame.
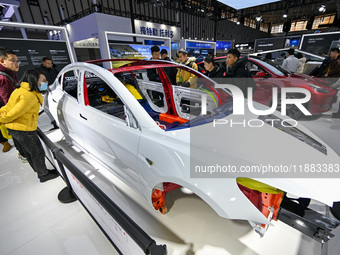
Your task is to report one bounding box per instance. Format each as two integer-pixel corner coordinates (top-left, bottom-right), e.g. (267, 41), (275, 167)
(278, 197), (340, 244)
(0, 21), (75, 63)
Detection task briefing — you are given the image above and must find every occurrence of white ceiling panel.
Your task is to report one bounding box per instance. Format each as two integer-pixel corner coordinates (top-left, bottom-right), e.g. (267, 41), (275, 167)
(217, 0), (281, 10)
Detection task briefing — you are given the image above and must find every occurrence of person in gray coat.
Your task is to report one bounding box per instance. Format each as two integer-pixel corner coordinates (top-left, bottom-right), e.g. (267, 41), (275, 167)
(282, 48), (299, 73)
(274, 53), (286, 66)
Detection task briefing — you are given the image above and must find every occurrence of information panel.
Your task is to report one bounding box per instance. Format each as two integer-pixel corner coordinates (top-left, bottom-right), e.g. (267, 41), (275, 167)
(284, 37), (301, 47)
(254, 37), (285, 52)
(216, 41), (232, 50)
(109, 44), (169, 68)
(300, 32), (340, 56)
(0, 38), (71, 78)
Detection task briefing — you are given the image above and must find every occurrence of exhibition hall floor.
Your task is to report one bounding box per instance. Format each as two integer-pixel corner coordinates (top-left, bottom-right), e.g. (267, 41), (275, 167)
(0, 108), (340, 255)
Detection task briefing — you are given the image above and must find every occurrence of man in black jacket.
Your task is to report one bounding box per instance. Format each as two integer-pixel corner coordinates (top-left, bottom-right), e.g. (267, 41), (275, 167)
(36, 56), (59, 130)
(203, 55), (225, 79)
(147, 45), (161, 81)
(36, 57), (59, 85)
(222, 48), (256, 97)
(324, 48), (340, 79)
(160, 48), (176, 84)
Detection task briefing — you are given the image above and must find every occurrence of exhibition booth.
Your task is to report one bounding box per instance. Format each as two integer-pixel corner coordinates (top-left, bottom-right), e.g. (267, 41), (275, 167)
(0, 11), (340, 254)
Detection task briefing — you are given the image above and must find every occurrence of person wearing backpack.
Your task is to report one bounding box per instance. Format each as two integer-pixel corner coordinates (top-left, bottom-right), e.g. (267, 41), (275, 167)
(0, 47), (19, 153)
(0, 48), (28, 162)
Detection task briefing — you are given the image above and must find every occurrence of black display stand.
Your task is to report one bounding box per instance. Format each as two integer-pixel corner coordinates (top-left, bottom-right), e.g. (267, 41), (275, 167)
(54, 153), (77, 204)
(58, 187), (77, 203)
(37, 128), (167, 255)
(331, 202), (340, 221)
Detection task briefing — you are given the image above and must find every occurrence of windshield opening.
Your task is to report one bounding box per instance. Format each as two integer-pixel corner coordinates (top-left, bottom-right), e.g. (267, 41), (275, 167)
(251, 57), (290, 75)
(113, 66), (233, 130)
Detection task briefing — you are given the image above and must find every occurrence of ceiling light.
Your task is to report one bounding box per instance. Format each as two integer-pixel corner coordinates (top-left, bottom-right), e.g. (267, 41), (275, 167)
(151, 0), (164, 7)
(206, 12), (214, 19)
(319, 5), (326, 13)
(217, 0), (280, 9)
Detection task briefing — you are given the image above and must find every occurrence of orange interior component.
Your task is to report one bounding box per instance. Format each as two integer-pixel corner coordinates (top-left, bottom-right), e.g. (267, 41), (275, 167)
(159, 113), (188, 124)
(238, 184), (283, 225)
(261, 192), (283, 220)
(152, 189), (167, 214)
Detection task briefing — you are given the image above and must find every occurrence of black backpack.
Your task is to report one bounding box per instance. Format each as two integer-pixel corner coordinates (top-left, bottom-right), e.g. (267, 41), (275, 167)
(0, 71), (18, 87)
(0, 71), (18, 107)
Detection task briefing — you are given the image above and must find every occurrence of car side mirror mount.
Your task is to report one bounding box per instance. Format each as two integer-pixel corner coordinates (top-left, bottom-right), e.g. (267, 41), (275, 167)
(255, 71), (267, 77)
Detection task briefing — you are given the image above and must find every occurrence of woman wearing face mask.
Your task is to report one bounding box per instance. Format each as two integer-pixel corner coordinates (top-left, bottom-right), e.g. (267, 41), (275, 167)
(0, 69), (59, 183)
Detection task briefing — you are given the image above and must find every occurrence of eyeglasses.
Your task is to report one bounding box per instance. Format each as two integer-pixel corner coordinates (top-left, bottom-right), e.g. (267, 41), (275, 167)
(7, 59), (21, 64)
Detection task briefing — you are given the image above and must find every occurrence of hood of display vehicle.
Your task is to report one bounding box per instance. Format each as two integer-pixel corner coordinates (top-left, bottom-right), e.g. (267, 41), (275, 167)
(166, 102), (340, 207)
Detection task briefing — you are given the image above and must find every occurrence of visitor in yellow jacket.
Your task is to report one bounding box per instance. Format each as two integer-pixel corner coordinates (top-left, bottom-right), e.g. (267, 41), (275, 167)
(176, 49), (198, 88)
(0, 69), (59, 183)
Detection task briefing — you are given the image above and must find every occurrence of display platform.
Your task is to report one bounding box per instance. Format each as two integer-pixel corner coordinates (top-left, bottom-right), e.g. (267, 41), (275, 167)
(39, 101), (340, 255)
(1, 108), (340, 255)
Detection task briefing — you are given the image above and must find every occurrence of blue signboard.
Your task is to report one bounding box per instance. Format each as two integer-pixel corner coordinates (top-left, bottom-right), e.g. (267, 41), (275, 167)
(216, 41), (232, 50)
(186, 41), (212, 49)
(139, 26), (174, 38)
(289, 39), (300, 47)
(144, 40), (165, 45)
(171, 42), (178, 50)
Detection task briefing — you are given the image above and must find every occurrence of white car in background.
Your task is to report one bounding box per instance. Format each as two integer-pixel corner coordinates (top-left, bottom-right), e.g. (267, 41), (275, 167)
(44, 59), (340, 242)
(250, 48), (324, 74)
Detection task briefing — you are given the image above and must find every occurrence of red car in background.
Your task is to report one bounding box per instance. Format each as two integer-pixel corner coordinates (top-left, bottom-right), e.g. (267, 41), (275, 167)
(198, 56), (338, 119)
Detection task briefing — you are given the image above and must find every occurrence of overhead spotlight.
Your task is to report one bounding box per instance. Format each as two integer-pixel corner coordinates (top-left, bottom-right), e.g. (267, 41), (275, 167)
(255, 16), (262, 22)
(283, 14), (288, 18)
(206, 12), (214, 19)
(151, 0), (164, 7)
(319, 5), (326, 13)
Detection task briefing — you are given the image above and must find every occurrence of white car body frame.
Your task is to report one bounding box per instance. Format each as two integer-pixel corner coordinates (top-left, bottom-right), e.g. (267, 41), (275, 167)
(45, 60), (340, 239)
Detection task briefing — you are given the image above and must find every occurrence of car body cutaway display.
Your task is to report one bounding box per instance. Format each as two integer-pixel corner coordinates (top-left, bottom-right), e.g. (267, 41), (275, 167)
(45, 59), (340, 242)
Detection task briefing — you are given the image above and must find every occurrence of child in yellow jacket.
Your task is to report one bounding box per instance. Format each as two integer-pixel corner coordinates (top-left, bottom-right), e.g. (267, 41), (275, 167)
(0, 69), (59, 183)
